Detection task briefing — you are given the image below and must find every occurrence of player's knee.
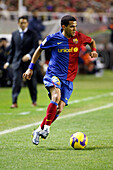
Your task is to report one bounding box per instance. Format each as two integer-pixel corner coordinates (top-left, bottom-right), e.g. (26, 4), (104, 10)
(60, 105), (64, 113)
(57, 106), (63, 114)
(57, 108), (62, 114)
(58, 101), (65, 113)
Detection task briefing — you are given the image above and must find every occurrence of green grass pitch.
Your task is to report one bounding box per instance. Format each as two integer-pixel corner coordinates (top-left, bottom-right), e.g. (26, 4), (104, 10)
(0, 70), (113, 170)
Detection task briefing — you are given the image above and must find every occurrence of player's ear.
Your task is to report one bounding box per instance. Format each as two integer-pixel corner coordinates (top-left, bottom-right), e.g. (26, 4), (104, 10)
(62, 25), (65, 29)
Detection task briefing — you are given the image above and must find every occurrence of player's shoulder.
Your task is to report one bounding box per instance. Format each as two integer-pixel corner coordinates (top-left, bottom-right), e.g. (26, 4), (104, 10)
(41, 31), (62, 47)
(47, 31), (62, 40)
(76, 31), (90, 38)
(76, 31), (84, 37)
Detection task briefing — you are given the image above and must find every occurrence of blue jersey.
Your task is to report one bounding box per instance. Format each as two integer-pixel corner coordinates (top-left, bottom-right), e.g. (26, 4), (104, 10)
(40, 30), (91, 82)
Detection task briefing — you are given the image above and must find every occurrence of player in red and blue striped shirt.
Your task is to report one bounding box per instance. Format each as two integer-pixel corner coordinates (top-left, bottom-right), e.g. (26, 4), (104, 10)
(23, 15), (98, 145)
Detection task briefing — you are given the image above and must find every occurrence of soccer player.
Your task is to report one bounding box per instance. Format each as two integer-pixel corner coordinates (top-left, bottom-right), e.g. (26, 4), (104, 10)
(23, 15), (98, 145)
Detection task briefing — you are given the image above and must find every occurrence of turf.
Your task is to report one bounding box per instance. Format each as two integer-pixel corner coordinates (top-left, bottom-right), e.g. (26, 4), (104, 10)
(0, 70), (113, 170)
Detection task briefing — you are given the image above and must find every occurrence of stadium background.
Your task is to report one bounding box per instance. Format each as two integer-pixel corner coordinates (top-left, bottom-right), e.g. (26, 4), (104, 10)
(0, 1), (113, 170)
(0, 0), (113, 75)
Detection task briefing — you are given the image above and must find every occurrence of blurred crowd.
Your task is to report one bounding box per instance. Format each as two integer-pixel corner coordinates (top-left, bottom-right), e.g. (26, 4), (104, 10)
(0, 0), (113, 13)
(0, 37), (12, 87)
(24, 0), (113, 13)
(0, 0), (113, 88)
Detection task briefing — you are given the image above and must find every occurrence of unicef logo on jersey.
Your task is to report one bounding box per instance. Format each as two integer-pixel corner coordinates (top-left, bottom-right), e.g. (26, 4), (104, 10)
(58, 47), (78, 53)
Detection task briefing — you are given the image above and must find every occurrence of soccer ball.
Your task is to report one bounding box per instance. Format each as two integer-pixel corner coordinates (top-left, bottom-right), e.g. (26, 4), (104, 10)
(70, 132), (88, 149)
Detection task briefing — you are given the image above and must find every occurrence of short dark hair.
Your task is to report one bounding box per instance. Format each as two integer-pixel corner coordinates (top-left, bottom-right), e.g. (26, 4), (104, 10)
(61, 15), (76, 27)
(18, 15), (28, 22)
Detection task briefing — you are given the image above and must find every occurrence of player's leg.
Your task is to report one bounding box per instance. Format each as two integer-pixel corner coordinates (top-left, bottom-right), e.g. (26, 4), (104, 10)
(41, 86), (60, 126)
(51, 100), (66, 123)
(39, 86), (61, 139)
(40, 86), (61, 129)
(39, 99), (65, 130)
(52, 80), (73, 123)
(32, 86), (61, 144)
(34, 101), (65, 143)
(32, 75), (61, 145)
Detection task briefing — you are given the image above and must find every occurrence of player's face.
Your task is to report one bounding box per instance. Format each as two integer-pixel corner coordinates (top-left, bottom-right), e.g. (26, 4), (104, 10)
(64, 21), (77, 38)
(18, 19), (28, 31)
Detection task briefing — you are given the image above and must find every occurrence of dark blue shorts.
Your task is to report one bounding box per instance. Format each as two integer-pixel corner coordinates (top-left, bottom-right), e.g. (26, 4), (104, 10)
(43, 74), (73, 105)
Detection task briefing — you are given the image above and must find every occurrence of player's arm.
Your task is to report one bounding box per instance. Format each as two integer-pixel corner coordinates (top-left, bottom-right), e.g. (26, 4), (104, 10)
(23, 46), (43, 80)
(89, 39), (98, 58)
(31, 46), (43, 64)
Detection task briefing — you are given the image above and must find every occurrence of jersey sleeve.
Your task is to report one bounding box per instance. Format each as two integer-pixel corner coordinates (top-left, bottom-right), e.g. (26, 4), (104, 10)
(81, 33), (92, 46)
(40, 34), (57, 49)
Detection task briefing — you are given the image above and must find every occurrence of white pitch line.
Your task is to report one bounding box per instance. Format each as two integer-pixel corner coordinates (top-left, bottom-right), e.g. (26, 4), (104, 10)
(0, 92), (113, 116)
(0, 121), (42, 135)
(69, 92), (113, 104)
(36, 108), (45, 111)
(18, 112), (30, 115)
(59, 103), (113, 119)
(0, 102), (113, 135)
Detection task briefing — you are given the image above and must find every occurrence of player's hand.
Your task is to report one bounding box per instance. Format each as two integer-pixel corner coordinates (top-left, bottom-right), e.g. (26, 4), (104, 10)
(90, 51), (98, 58)
(23, 69), (33, 80)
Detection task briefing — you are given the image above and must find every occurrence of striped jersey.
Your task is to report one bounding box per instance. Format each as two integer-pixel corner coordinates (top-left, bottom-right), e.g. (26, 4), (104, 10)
(40, 30), (91, 82)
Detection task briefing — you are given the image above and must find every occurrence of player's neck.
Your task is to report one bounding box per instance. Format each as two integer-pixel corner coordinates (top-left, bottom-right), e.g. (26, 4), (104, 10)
(62, 31), (70, 39)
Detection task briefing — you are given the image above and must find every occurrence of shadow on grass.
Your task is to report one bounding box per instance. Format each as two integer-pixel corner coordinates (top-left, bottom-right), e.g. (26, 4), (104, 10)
(47, 147), (72, 151)
(36, 145), (113, 151)
(35, 146), (72, 151)
(85, 145), (113, 150)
